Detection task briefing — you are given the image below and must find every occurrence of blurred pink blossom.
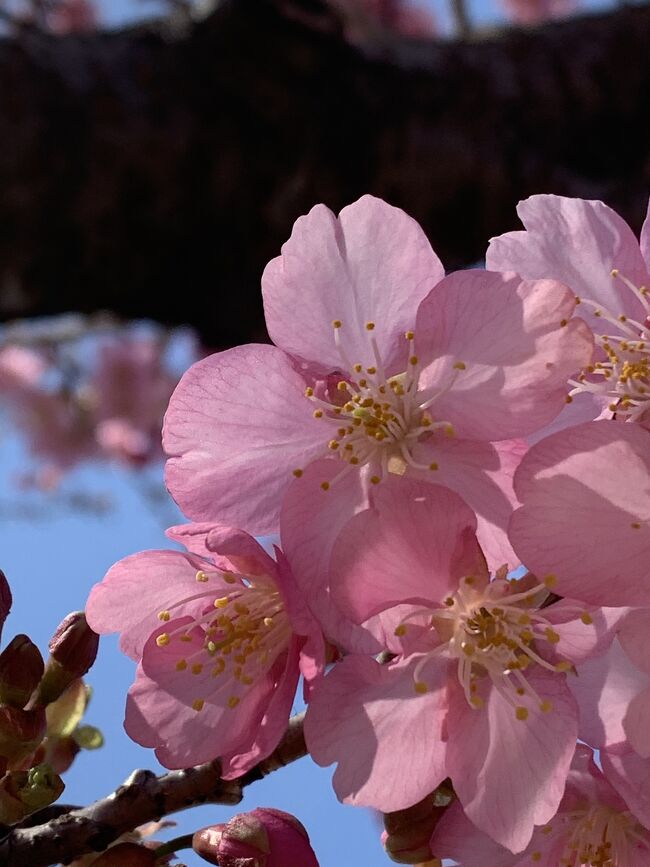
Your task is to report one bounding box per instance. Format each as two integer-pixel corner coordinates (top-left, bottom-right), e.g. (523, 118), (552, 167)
(500, 0), (578, 26)
(48, 0), (98, 34)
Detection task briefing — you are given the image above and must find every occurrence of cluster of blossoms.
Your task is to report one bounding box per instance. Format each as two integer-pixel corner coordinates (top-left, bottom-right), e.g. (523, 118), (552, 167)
(0, 332), (184, 488)
(87, 194), (650, 865)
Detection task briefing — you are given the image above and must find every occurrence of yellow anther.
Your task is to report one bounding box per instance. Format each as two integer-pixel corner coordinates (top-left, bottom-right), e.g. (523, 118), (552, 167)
(366, 366), (377, 375)
(196, 571), (209, 583)
(337, 381), (349, 392)
(370, 475), (381, 485)
(543, 574), (557, 589)
(349, 456), (359, 465)
(444, 597), (455, 607)
(516, 687), (525, 696)
(453, 361), (466, 370)
(470, 695), (484, 709)
(556, 661), (573, 673)
(631, 522), (642, 529)
(560, 319), (568, 327)
(611, 269), (619, 277)
(580, 612), (594, 625)
(354, 363), (363, 373)
(328, 440), (339, 450)
(462, 643), (475, 657)
(365, 321), (375, 331)
(156, 633), (170, 647)
(320, 481), (330, 491)
(180, 634), (193, 643)
(313, 409), (323, 419)
(263, 616), (274, 627)
(207, 641), (217, 654)
(409, 355), (419, 366)
(214, 597), (230, 609)
(223, 572), (237, 584)
(565, 395), (574, 404)
(228, 696), (240, 709)
(545, 628), (561, 644)
(414, 681), (428, 694)
(332, 319), (342, 329)
(234, 603), (250, 615)
(464, 576), (475, 586)
(394, 624), (407, 637)
(304, 386), (314, 397)
(292, 468), (303, 478)
(175, 659), (187, 671)
(518, 613), (531, 625)
(531, 852), (542, 862)
(191, 663), (203, 675)
(405, 330), (415, 340)
(515, 706), (529, 721)
(192, 698), (205, 712)
(158, 610), (171, 622)
(540, 700), (553, 713)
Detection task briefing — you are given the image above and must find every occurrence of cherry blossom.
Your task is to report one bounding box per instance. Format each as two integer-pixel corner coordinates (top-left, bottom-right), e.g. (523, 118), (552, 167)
(163, 194), (592, 567)
(509, 421), (650, 606)
(86, 525), (323, 774)
(303, 477), (618, 853)
(488, 194), (650, 430)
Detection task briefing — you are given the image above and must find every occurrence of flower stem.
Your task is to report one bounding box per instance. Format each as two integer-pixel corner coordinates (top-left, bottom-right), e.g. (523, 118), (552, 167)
(153, 833), (195, 860)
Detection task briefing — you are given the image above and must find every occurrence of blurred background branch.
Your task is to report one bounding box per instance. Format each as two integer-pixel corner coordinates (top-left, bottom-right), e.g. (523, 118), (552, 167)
(0, 0), (648, 346)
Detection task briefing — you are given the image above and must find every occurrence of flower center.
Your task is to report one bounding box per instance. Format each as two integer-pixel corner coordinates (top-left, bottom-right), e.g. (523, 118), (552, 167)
(397, 571), (582, 720)
(570, 270), (650, 423)
(155, 569), (292, 712)
(298, 320), (464, 487)
(558, 805), (650, 866)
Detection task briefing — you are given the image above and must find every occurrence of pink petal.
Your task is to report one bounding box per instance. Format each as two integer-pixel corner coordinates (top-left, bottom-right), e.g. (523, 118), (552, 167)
(624, 686), (650, 759)
(163, 344), (326, 534)
(601, 749), (650, 831)
(280, 460), (383, 654)
(510, 421), (650, 606)
(262, 195), (444, 373)
(304, 654), (448, 811)
(430, 802), (562, 867)
(486, 195), (650, 328)
(205, 525), (278, 580)
(543, 602), (627, 665)
(415, 270), (593, 440)
(165, 522), (221, 557)
(85, 550), (229, 660)
(221, 638), (301, 778)
(125, 664), (265, 767)
(412, 437), (526, 571)
(446, 670), (578, 853)
(619, 609), (650, 676)
(569, 639), (648, 751)
(330, 477), (483, 623)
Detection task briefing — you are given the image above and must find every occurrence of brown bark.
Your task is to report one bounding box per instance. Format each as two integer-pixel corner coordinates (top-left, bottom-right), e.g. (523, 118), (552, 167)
(1, 0), (649, 346)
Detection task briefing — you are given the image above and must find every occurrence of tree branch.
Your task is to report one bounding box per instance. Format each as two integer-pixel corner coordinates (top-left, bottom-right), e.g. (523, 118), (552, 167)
(0, 712), (307, 867)
(0, 0), (649, 345)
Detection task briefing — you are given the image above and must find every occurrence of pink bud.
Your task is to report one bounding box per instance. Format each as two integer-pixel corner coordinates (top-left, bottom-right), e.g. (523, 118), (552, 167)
(193, 808), (319, 866)
(34, 613), (99, 705)
(0, 571), (12, 642)
(0, 634), (44, 708)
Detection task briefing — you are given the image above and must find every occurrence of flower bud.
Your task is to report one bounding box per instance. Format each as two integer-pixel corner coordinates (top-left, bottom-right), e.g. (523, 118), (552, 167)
(0, 764), (64, 823)
(0, 706), (46, 765)
(0, 634), (44, 708)
(193, 808), (319, 866)
(34, 613), (99, 706)
(0, 570), (12, 642)
(92, 842), (157, 866)
(382, 792), (449, 865)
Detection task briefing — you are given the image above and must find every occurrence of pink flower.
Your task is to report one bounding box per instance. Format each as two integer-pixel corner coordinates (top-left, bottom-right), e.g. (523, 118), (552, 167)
(303, 477), (617, 853)
(571, 609), (650, 760)
(488, 194), (650, 430)
(86, 525), (323, 774)
(500, 0), (578, 26)
(164, 195), (592, 567)
(332, 0), (437, 44)
(192, 807), (319, 866)
(509, 420), (650, 606)
(429, 745), (650, 865)
(48, 0), (98, 34)
(91, 337), (177, 466)
(0, 346), (46, 393)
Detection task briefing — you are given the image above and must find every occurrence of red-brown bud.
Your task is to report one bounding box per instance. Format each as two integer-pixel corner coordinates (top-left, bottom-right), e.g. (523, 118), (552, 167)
(0, 570), (12, 643)
(0, 634), (44, 708)
(0, 706), (46, 765)
(92, 842), (157, 866)
(382, 791), (450, 865)
(34, 613), (99, 706)
(193, 808), (319, 866)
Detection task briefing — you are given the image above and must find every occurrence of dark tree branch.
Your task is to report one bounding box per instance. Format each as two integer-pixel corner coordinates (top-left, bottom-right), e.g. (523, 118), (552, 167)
(0, 0), (649, 346)
(0, 712), (307, 867)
